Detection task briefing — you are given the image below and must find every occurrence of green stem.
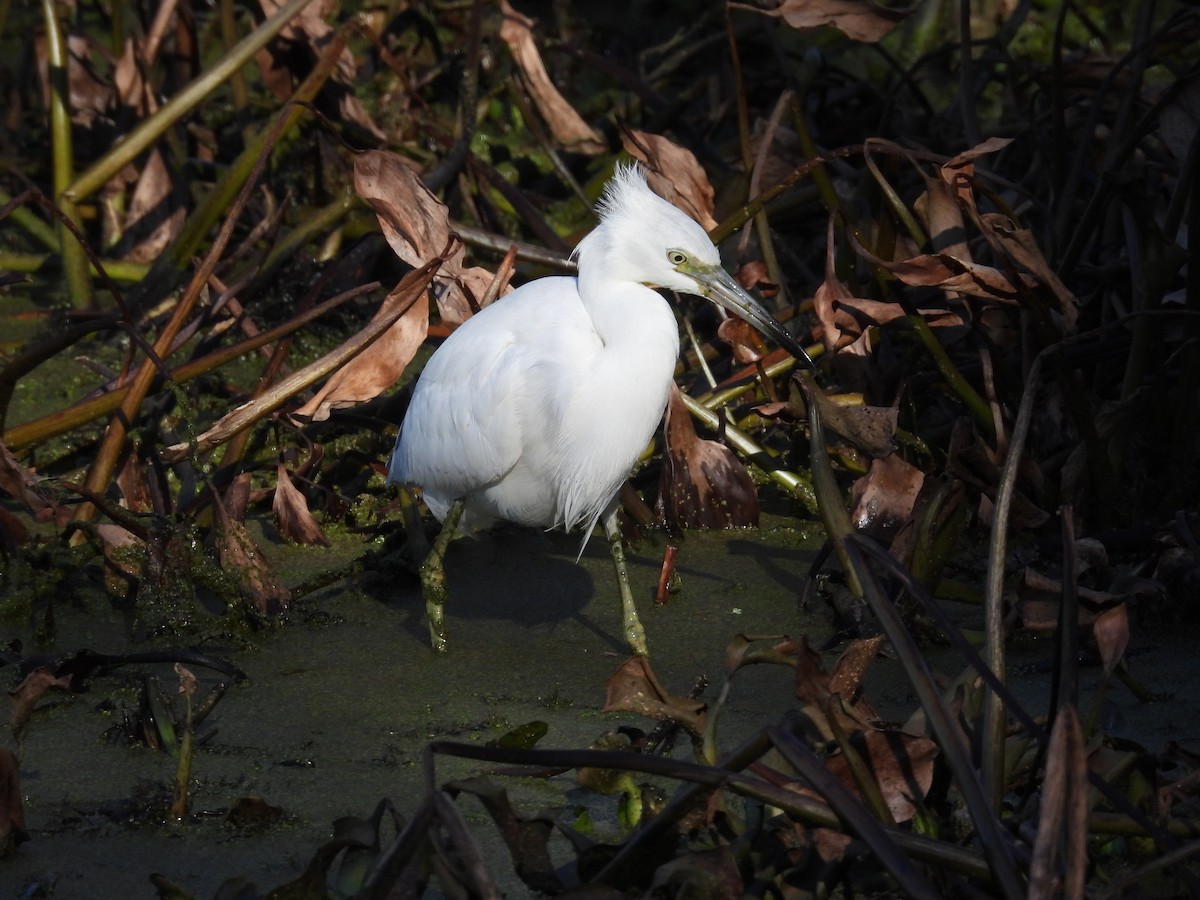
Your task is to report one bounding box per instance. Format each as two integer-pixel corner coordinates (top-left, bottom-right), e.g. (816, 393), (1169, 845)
(65, 0), (317, 203)
(41, 0), (91, 308)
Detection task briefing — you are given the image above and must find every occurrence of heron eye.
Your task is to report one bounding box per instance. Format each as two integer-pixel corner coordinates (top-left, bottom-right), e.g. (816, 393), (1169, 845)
(667, 250), (688, 266)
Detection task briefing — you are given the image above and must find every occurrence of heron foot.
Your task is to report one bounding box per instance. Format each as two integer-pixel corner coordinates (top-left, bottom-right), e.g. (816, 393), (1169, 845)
(419, 555), (450, 654)
(605, 515), (649, 657)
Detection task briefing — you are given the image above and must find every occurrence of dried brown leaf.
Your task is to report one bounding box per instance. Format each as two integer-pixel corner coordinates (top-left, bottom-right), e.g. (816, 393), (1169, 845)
(828, 635), (884, 700)
(353, 149), (504, 323)
(914, 173), (970, 259)
(258, 0), (385, 139)
(824, 731), (938, 823)
(620, 129), (718, 231)
(724, 634), (802, 673)
(735, 0), (910, 42)
(651, 847), (743, 897)
(0, 749), (27, 858)
(293, 271), (431, 421)
(979, 212), (1079, 330)
(807, 389), (898, 458)
(716, 316), (769, 365)
(659, 384), (759, 529)
(1029, 705), (1088, 900)
(850, 454), (926, 537)
(214, 501), (291, 616)
(175, 663), (198, 699)
(499, 1), (605, 155)
(1093, 602), (1129, 675)
(122, 148), (185, 262)
(273, 464), (331, 546)
(9, 667), (72, 746)
(0, 440), (55, 519)
(602, 656), (706, 735)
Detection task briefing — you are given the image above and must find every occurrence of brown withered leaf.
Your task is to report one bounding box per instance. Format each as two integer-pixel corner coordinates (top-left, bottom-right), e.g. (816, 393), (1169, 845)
(0, 508), (28, 547)
(725, 634), (803, 673)
(812, 217), (858, 351)
(9, 667), (72, 747)
(659, 384), (759, 529)
(273, 464), (331, 547)
(824, 731), (938, 823)
(651, 847), (743, 897)
(806, 388), (898, 458)
(0, 440), (54, 518)
(828, 635), (884, 702)
(258, 0), (386, 139)
(116, 449), (154, 513)
(735, 0), (910, 42)
(499, 1), (605, 155)
(948, 421), (1049, 529)
(1093, 602), (1130, 675)
(602, 656), (706, 736)
(850, 230), (1033, 300)
(214, 498), (290, 616)
(979, 212), (1079, 331)
(36, 34), (113, 127)
(122, 147), (185, 262)
(850, 454), (926, 537)
(1029, 705), (1088, 900)
(294, 272), (431, 422)
(0, 750), (27, 858)
(620, 129), (718, 231)
(735, 260), (779, 298)
(716, 316), (769, 365)
(353, 149), (504, 324)
(914, 171), (970, 259)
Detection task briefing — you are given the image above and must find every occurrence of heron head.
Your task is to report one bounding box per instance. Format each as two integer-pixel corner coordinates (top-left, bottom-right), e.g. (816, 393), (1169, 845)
(578, 164), (813, 366)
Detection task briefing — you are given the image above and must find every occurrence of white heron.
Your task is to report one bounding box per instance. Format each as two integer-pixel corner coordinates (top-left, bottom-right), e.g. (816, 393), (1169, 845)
(389, 164), (811, 656)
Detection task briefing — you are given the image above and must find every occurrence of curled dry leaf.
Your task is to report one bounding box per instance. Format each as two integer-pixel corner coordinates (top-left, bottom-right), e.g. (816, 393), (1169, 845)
(0, 439), (54, 518)
(9, 667), (73, 746)
(979, 212), (1079, 331)
(273, 463), (331, 546)
(805, 388), (898, 458)
(620, 129), (719, 231)
(602, 655), (707, 736)
(353, 149), (505, 324)
(0, 750), (27, 858)
(734, 0), (910, 43)
(822, 730), (939, 823)
(293, 271), (430, 422)
(725, 634), (804, 673)
(735, 260), (779, 298)
(122, 147), (185, 262)
(499, 0), (605, 155)
(850, 228), (1034, 301)
(258, 0), (386, 139)
(716, 316), (769, 365)
(175, 663), (198, 699)
(658, 384), (759, 530)
(850, 453), (926, 537)
(213, 498), (291, 616)
(651, 846), (743, 897)
(1093, 602), (1130, 675)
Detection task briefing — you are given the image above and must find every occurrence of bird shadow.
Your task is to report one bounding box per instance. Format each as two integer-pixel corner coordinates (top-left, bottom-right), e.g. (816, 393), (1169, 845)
(379, 525), (637, 654)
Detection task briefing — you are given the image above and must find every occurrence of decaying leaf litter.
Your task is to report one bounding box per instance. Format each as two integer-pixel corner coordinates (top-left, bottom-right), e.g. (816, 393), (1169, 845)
(1, 0), (1199, 896)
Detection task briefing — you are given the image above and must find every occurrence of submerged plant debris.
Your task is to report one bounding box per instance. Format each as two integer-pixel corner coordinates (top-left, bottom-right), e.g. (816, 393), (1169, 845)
(1, 0), (1199, 896)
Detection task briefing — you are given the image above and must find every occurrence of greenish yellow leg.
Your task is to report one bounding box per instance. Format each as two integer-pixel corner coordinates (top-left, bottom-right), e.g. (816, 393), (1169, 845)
(419, 498), (465, 654)
(604, 512), (649, 657)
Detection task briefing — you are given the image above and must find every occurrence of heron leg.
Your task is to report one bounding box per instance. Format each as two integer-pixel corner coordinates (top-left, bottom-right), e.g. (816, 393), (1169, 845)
(603, 512), (649, 657)
(419, 498), (465, 654)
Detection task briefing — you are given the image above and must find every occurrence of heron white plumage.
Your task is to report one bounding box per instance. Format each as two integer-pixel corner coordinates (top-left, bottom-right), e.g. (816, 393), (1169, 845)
(390, 164), (810, 656)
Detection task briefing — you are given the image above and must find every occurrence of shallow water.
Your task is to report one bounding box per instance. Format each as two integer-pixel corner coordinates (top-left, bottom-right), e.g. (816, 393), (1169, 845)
(6, 512), (1198, 898)
(4, 516), (829, 897)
